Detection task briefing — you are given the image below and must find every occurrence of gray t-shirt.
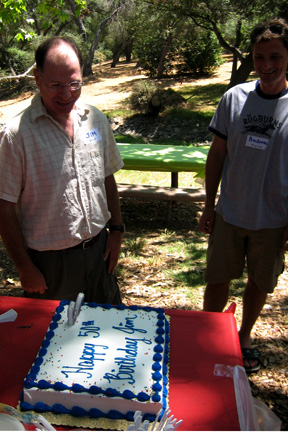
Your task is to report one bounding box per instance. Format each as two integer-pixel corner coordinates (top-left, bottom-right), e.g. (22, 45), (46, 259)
(209, 80), (288, 230)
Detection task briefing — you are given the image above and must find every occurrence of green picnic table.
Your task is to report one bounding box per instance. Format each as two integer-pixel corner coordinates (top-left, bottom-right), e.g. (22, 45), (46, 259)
(117, 143), (209, 187)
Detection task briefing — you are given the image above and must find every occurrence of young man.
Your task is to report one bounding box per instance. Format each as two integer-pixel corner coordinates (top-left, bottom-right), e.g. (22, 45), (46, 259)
(0, 37), (124, 303)
(199, 18), (288, 373)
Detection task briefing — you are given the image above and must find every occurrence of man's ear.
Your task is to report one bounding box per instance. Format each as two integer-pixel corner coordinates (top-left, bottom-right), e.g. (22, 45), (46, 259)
(34, 69), (40, 88)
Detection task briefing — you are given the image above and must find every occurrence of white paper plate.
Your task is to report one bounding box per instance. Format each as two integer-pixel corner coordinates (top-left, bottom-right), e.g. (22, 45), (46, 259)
(0, 413), (25, 431)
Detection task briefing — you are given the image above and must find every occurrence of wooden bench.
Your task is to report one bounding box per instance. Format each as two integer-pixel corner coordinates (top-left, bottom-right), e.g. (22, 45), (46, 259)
(117, 183), (206, 221)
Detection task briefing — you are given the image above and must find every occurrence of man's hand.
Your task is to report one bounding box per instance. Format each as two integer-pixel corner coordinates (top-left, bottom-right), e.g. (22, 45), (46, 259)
(18, 263), (48, 294)
(104, 230), (122, 274)
(199, 207), (215, 234)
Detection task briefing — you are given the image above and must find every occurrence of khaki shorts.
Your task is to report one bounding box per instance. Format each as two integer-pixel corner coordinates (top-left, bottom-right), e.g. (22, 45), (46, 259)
(204, 213), (285, 293)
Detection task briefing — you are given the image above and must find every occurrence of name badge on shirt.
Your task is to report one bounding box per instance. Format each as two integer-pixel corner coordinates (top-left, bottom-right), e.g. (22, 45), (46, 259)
(84, 128), (102, 146)
(245, 135), (268, 150)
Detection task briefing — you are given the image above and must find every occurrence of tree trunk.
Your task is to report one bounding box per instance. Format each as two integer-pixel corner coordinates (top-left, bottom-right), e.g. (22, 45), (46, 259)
(231, 20), (242, 81)
(111, 38), (132, 67)
(111, 43), (125, 68)
(83, 3), (126, 76)
(227, 52), (254, 89)
(124, 40), (133, 62)
(156, 31), (173, 79)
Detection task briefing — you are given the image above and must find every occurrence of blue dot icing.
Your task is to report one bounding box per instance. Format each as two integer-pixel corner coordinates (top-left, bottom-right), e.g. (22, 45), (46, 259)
(89, 408), (103, 418)
(71, 406), (87, 417)
(72, 384), (85, 393)
(88, 386), (101, 395)
(45, 330), (54, 340)
(154, 344), (164, 353)
(49, 321), (58, 331)
(52, 404), (70, 415)
(54, 382), (68, 391)
(152, 371), (162, 381)
(41, 339), (50, 349)
(123, 390), (134, 399)
(38, 347), (47, 357)
(153, 352), (162, 362)
(38, 380), (51, 389)
(137, 392), (150, 402)
(155, 335), (164, 344)
(152, 393), (161, 402)
(152, 382), (162, 392)
(34, 402), (50, 412)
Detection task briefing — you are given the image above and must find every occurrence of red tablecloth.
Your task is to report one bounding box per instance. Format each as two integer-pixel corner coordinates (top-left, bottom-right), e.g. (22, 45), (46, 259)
(0, 296), (242, 430)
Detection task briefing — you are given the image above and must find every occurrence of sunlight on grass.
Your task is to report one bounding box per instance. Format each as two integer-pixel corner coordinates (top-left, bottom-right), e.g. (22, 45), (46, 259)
(121, 237), (146, 257)
(176, 83), (227, 114)
(115, 170), (203, 188)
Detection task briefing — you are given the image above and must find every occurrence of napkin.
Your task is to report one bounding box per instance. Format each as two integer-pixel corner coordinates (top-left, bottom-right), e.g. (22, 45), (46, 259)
(0, 309), (18, 323)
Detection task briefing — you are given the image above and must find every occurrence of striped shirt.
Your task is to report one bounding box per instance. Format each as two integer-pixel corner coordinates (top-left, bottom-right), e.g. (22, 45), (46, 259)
(0, 93), (123, 250)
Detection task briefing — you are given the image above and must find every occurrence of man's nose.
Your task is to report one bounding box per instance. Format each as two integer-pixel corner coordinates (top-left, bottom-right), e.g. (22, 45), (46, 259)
(60, 85), (72, 98)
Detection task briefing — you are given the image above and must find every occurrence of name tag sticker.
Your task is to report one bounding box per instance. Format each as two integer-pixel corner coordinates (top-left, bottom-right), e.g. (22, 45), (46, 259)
(84, 128), (102, 145)
(246, 135), (268, 150)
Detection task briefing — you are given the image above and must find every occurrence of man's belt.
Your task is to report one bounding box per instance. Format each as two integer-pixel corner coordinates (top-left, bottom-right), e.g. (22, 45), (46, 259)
(70, 231), (102, 250)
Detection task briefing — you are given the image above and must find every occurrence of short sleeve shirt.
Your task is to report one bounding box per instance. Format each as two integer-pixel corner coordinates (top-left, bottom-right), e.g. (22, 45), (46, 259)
(0, 93), (124, 250)
(209, 80), (288, 230)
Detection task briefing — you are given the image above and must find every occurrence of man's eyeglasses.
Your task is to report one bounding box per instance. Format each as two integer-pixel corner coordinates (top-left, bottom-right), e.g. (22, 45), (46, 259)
(38, 71), (82, 92)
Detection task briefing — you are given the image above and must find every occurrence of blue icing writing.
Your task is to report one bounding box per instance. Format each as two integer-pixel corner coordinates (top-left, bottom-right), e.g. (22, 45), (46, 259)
(78, 320), (100, 338)
(103, 335), (152, 384)
(113, 314), (147, 335)
(103, 368), (135, 385)
(61, 343), (108, 379)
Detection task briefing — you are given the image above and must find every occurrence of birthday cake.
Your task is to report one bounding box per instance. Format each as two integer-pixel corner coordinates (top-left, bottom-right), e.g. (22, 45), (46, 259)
(20, 301), (170, 422)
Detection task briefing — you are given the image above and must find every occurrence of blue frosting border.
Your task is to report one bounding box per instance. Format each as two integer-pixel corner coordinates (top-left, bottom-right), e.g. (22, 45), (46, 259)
(20, 301), (170, 422)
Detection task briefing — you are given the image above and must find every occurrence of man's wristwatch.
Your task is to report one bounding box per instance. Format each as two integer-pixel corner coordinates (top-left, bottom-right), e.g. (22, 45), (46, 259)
(109, 222), (125, 233)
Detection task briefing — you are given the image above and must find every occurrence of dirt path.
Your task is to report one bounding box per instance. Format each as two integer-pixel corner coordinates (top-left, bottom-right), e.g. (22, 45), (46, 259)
(0, 57), (233, 122)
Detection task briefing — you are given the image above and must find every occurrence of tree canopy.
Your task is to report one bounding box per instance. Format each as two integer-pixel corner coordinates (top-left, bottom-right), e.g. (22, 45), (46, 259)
(1, 0), (288, 85)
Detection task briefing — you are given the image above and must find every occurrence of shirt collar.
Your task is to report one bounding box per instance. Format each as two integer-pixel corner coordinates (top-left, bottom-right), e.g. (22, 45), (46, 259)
(30, 92), (90, 123)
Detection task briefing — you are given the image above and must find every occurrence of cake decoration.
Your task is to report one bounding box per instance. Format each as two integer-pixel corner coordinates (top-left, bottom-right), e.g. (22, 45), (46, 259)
(67, 292), (84, 325)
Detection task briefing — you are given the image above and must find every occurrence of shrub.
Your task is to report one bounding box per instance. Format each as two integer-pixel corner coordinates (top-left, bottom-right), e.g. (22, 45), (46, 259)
(129, 81), (158, 113)
(178, 32), (222, 76)
(6, 47), (34, 74)
(129, 81), (186, 116)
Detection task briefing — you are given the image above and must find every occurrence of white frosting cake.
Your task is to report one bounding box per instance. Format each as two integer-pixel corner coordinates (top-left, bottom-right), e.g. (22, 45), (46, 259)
(21, 301), (169, 422)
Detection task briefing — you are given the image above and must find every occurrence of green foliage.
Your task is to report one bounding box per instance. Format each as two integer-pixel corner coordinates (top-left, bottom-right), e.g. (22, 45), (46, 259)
(122, 237), (147, 257)
(93, 47), (113, 64)
(0, 0), (27, 28)
(133, 11), (222, 78)
(6, 47), (34, 74)
(129, 81), (158, 113)
(178, 31), (222, 76)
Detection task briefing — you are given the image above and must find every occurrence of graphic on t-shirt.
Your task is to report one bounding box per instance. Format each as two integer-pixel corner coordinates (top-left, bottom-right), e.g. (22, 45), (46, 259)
(242, 114), (282, 138)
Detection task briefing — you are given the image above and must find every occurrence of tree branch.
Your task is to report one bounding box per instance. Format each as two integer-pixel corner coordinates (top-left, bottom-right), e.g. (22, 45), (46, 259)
(0, 63), (36, 82)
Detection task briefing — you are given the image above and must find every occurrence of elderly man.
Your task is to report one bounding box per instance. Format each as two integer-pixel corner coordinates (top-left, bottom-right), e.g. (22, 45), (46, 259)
(199, 18), (288, 373)
(0, 37), (124, 303)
